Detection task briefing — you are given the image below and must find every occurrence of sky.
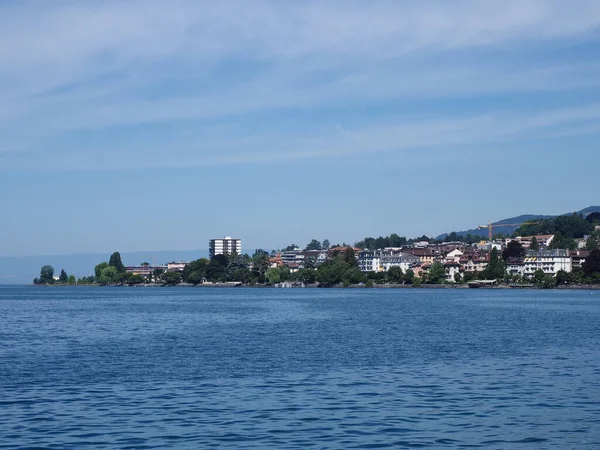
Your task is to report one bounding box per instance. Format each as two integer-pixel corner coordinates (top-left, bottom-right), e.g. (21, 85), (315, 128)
(1, 0), (600, 257)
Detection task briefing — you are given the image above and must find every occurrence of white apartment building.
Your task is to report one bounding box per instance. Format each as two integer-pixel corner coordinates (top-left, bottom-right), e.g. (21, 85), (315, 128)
(518, 249), (572, 278)
(358, 251), (421, 273)
(209, 236), (242, 258)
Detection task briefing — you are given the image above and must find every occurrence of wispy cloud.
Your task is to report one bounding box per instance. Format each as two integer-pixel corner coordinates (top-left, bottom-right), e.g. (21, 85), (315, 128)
(1, 0), (600, 170)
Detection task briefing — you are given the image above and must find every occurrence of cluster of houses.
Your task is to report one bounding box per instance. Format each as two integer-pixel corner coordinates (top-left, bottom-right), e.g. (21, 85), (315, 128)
(268, 236), (592, 282)
(122, 233), (595, 283)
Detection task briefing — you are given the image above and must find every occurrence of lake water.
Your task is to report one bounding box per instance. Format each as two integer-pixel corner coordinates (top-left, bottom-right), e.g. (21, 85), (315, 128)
(1, 286), (600, 449)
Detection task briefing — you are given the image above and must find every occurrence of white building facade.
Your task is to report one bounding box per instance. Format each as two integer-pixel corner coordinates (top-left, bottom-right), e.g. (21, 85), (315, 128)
(209, 236), (242, 258)
(520, 249), (572, 278)
(358, 251), (420, 273)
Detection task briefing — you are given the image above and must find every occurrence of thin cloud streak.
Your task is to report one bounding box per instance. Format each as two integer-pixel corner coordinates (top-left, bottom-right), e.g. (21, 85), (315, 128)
(2, 103), (599, 171)
(0, 1), (600, 169)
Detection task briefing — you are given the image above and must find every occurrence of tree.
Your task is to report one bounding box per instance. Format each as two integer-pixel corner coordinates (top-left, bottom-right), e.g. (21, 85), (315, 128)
(502, 240), (525, 260)
(549, 232), (577, 250)
(109, 252), (125, 273)
(483, 247), (505, 280)
(188, 271), (205, 285)
(206, 255), (228, 281)
(95, 262), (109, 279)
(98, 266), (118, 285)
(532, 269), (546, 285)
(340, 266), (365, 285)
(58, 269), (68, 284)
(404, 269), (415, 284)
(586, 212), (600, 223)
(583, 249), (600, 279)
(39, 265), (55, 284)
(322, 239), (330, 250)
(342, 247), (357, 267)
(128, 274), (145, 285)
(161, 271), (181, 286)
(251, 250), (270, 276)
(115, 272), (133, 284)
(585, 231), (600, 251)
(284, 244), (299, 251)
(454, 272), (462, 283)
(67, 275), (76, 285)
(555, 270), (571, 285)
(427, 262), (446, 284)
(182, 258), (209, 282)
(296, 268), (316, 284)
(529, 237), (540, 251)
(266, 267), (281, 284)
(305, 239), (322, 251)
(152, 268), (165, 282)
(386, 266), (404, 284)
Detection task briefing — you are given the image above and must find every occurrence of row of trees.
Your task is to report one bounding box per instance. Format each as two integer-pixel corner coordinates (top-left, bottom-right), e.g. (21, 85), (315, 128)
(514, 213), (598, 250)
(33, 265), (76, 285)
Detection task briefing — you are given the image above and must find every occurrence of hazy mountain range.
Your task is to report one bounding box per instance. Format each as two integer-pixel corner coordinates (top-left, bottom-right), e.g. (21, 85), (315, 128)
(436, 206), (600, 240)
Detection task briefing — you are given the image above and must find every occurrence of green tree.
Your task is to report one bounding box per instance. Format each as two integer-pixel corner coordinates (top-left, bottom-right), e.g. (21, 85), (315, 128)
(529, 237), (540, 251)
(182, 258), (209, 282)
(483, 248), (505, 280)
(582, 249), (600, 279)
(206, 255), (228, 281)
(94, 262), (109, 279)
(115, 272), (133, 284)
(343, 267), (366, 285)
(427, 262), (446, 284)
(39, 265), (55, 284)
(128, 274), (145, 285)
(305, 239), (322, 251)
(251, 250), (270, 276)
(322, 239), (330, 250)
(188, 271), (205, 285)
(342, 247), (357, 267)
(586, 212), (600, 223)
(109, 252), (126, 273)
(152, 267), (165, 282)
(98, 266), (118, 285)
(67, 275), (76, 285)
(58, 269), (68, 283)
(296, 268), (316, 284)
(454, 271), (462, 283)
(266, 267), (281, 284)
(502, 240), (525, 260)
(386, 266), (404, 284)
(585, 231), (600, 251)
(404, 269), (415, 284)
(532, 269), (546, 286)
(161, 271), (182, 286)
(555, 269), (571, 285)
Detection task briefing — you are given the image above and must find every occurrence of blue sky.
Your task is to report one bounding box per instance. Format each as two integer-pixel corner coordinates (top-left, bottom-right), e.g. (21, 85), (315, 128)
(1, 0), (600, 257)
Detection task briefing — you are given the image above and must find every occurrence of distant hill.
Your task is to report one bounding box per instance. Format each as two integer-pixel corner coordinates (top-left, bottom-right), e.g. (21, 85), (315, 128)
(436, 206), (600, 240)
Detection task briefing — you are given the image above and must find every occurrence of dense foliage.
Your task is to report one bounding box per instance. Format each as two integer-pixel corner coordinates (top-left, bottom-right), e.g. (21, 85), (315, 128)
(515, 214), (593, 250)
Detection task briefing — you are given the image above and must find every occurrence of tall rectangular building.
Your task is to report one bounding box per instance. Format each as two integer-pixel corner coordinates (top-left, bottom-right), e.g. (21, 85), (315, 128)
(209, 236), (242, 258)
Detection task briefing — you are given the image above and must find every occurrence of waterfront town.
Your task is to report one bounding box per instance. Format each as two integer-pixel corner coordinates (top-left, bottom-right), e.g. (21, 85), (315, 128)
(34, 212), (600, 288)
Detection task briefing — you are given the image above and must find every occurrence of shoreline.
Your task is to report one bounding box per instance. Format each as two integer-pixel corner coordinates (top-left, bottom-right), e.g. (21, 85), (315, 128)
(28, 283), (600, 290)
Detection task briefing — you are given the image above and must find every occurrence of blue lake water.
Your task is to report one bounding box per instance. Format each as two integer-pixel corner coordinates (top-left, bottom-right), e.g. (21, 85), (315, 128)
(1, 286), (600, 449)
